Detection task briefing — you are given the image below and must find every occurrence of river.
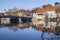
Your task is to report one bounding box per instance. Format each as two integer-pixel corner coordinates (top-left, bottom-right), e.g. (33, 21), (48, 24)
(0, 23), (60, 40)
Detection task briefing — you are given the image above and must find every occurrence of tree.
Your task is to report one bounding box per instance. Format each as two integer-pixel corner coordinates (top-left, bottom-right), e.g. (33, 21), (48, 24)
(32, 7), (40, 13)
(8, 7), (18, 12)
(55, 2), (60, 6)
(4, 9), (7, 12)
(55, 7), (60, 13)
(12, 7), (18, 12)
(5, 7), (19, 16)
(8, 9), (12, 12)
(42, 4), (52, 8)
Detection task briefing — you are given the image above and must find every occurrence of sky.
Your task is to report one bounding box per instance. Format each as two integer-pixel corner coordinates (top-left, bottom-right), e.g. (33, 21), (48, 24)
(0, 0), (60, 12)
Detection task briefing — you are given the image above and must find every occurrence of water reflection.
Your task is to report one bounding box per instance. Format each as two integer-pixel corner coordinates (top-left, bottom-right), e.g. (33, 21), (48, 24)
(0, 22), (60, 40)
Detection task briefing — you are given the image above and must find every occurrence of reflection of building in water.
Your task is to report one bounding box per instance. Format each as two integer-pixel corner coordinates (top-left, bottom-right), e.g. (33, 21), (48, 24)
(18, 26), (29, 30)
(18, 22), (32, 30)
(46, 22), (57, 29)
(32, 26), (56, 33)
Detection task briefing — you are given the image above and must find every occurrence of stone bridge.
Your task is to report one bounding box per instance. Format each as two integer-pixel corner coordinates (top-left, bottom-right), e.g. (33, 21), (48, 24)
(0, 15), (32, 25)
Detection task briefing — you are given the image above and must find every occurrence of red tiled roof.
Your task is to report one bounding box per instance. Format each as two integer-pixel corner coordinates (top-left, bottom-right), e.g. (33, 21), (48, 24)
(19, 9), (31, 13)
(36, 6), (59, 13)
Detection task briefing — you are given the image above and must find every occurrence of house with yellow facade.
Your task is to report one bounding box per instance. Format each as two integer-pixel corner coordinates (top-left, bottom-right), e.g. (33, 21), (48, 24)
(4, 11), (18, 16)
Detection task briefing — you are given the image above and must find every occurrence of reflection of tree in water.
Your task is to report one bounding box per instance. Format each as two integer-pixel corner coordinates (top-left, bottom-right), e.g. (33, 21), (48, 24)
(41, 31), (45, 40)
(12, 26), (18, 32)
(7, 26), (19, 32)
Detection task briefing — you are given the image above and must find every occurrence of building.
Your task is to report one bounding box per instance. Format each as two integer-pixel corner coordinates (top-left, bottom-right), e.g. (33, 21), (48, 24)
(0, 13), (4, 24)
(17, 9), (25, 17)
(17, 9), (32, 23)
(4, 12), (10, 16)
(4, 11), (18, 16)
(17, 9), (32, 17)
(0, 13), (4, 16)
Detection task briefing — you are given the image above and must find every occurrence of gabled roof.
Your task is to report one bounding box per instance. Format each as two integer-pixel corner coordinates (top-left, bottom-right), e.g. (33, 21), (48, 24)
(19, 9), (32, 13)
(36, 6), (59, 13)
(0, 13), (4, 16)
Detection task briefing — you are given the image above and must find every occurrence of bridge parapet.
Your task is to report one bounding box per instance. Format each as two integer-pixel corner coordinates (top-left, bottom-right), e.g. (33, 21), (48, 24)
(0, 15), (32, 18)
